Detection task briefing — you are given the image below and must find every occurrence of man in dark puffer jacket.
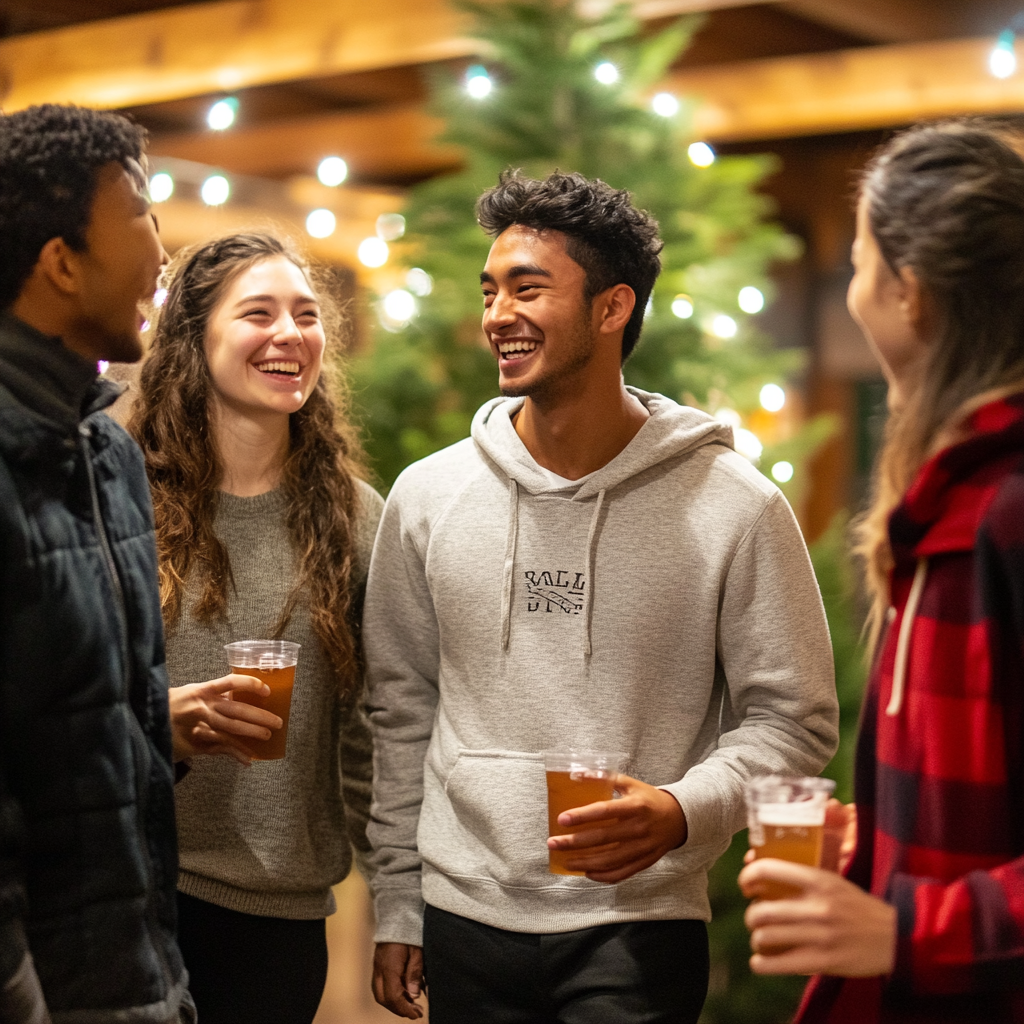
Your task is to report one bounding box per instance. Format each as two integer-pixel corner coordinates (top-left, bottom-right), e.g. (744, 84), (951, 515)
(0, 106), (193, 1024)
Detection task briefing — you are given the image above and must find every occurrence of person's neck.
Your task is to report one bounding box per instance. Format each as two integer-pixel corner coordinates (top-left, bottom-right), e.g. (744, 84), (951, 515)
(513, 369), (649, 480)
(211, 404), (290, 497)
(11, 286), (100, 363)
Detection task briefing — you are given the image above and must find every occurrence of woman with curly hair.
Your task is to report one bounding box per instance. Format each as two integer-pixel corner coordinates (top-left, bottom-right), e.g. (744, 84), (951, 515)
(128, 232), (383, 1024)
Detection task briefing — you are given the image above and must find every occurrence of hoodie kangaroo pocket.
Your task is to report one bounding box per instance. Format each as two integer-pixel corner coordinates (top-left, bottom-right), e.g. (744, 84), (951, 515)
(418, 748), (551, 886)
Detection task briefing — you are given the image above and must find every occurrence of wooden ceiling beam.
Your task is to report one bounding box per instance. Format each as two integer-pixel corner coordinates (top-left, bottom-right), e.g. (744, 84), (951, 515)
(778, 0), (978, 44)
(674, 35), (1024, 142)
(148, 104), (461, 183)
(0, 0), (775, 114)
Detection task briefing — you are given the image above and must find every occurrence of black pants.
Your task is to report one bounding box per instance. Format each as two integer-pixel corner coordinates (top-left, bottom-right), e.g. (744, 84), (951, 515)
(176, 891), (328, 1024)
(422, 904), (709, 1024)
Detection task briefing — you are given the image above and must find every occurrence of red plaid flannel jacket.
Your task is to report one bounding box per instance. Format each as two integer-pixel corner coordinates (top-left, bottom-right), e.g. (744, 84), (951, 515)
(797, 394), (1024, 1024)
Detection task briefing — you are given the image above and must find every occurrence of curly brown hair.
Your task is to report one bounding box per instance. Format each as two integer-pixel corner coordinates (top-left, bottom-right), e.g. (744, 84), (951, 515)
(127, 232), (366, 692)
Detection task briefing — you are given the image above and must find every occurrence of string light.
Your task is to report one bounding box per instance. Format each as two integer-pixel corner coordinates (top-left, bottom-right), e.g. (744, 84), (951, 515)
(382, 289), (416, 326)
(990, 29), (1017, 78)
(406, 268), (433, 296)
(207, 98), (238, 131)
(306, 209), (336, 239)
(200, 175), (230, 206)
(466, 65), (492, 99)
(358, 237), (389, 268)
(771, 461), (794, 483)
(671, 295), (694, 319)
(760, 383), (786, 412)
(688, 142), (715, 167)
(317, 157), (348, 186)
(149, 172), (174, 203)
(652, 92), (679, 117)
(594, 62), (619, 84)
(376, 213), (406, 241)
(711, 314), (738, 339)
(739, 286), (765, 314)
(734, 428), (763, 463)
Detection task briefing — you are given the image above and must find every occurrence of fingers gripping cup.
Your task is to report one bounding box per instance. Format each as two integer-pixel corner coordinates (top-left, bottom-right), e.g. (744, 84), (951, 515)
(745, 775), (836, 898)
(224, 640), (300, 761)
(543, 749), (627, 876)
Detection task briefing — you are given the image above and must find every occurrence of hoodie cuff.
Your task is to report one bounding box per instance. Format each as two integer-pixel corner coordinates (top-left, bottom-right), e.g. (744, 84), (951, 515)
(373, 887), (425, 947)
(660, 774), (737, 852)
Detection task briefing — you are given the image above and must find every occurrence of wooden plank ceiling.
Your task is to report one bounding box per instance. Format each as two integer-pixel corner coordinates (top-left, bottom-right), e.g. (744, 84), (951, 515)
(3, 0), (1022, 272)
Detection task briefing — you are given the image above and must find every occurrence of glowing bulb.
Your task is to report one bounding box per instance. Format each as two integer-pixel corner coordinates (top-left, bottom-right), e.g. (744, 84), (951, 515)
(153, 288), (168, 308)
(358, 237), (389, 268)
(383, 289), (416, 324)
(376, 213), (406, 241)
(594, 62), (619, 85)
(771, 461), (794, 483)
(149, 172), (174, 203)
(406, 268), (433, 296)
(200, 174), (230, 206)
(688, 142), (715, 167)
(652, 92), (679, 117)
(990, 30), (1017, 79)
(671, 295), (694, 319)
(760, 383), (786, 412)
(317, 156), (348, 187)
(739, 286), (765, 314)
(207, 98), (238, 131)
(712, 314), (738, 339)
(97, 360), (110, 374)
(466, 65), (492, 99)
(734, 428), (763, 463)
(306, 208), (336, 239)
(714, 408), (741, 428)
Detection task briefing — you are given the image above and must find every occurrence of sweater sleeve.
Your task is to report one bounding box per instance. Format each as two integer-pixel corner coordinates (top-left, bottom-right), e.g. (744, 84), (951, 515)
(363, 484), (440, 947)
(662, 489), (840, 850)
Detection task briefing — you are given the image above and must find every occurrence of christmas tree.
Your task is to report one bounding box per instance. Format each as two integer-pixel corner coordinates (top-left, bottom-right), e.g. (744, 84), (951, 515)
(351, 3), (863, 1021)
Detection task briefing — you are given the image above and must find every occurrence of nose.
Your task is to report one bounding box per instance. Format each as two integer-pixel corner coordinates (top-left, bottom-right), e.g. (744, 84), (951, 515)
(483, 289), (518, 333)
(274, 314), (304, 345)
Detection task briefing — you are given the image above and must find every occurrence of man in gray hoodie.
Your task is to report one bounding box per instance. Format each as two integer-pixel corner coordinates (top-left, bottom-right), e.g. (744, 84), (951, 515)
(365, 169), (839, 1023)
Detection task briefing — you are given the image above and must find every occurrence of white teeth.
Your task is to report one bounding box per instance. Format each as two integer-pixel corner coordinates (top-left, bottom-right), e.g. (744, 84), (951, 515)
(256, 361), (300, 375)
(497, 340), (539, 355)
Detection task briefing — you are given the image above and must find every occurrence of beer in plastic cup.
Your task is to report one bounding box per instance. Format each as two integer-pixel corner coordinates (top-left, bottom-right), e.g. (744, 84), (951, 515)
(745, 775), (836, 898)
(542, 749), (627, 876)
(224, 640), (300, 761)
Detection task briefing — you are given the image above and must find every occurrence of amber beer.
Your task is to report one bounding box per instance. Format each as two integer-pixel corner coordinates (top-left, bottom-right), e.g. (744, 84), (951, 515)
(224, 640), (300, 761)
(746, 775), (835, 899)
(542, 749), (627, 876)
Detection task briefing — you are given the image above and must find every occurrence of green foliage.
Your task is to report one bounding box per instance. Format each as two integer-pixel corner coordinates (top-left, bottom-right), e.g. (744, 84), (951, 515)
(351, 0), (816, 489)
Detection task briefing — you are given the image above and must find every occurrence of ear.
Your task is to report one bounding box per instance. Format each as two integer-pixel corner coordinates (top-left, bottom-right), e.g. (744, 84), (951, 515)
(32, 236), (85, 298)
(897, 265), (933, 341)
(595, 283), (636, 335)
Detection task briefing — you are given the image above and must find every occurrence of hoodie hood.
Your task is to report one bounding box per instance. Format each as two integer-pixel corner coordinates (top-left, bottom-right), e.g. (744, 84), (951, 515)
(470, 387), (734, 499)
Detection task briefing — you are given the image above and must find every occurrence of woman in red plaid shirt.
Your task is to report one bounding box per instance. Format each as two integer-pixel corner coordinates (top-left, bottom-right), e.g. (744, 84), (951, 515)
(739, 121), (1024, 1022)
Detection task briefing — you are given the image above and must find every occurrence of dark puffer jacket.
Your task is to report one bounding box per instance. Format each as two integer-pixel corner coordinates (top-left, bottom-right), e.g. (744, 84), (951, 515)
(0, 314), (189, 1024)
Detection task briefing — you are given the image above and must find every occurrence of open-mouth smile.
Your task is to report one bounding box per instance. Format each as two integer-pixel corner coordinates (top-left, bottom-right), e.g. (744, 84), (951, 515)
(495, 339), (540, 362)
(254, 360), (301, 378)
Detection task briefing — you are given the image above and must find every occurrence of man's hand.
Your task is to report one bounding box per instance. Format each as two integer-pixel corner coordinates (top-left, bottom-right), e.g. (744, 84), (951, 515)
(372, 943), (424, 1019)
(168, 675), (283, 765)
(545, 774), (687, 883)
(738, 858), (896, 978)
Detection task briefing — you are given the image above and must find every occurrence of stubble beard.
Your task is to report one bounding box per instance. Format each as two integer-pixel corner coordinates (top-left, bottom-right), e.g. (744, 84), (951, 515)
(498, 302), (595, 401)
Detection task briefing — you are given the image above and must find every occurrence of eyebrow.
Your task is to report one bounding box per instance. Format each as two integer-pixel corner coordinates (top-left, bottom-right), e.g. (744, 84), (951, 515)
(234, 294), (319, 308)
(479, 263), (553, 285)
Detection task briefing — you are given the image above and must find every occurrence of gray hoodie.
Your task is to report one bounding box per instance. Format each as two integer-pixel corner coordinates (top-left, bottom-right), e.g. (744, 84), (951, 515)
(364, 389), (838, 945)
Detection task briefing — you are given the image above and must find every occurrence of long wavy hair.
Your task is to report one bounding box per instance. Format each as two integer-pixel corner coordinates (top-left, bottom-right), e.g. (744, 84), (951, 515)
(128, 233), (366, 692)
(853, 123), (1024, 647)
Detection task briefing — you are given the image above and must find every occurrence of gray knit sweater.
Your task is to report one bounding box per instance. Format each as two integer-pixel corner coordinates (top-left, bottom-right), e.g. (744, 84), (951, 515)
(168, 479), (383, 919)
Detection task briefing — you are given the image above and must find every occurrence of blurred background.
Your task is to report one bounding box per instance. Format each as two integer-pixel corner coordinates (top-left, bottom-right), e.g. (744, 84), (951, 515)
(5, 0), (1024, 1019)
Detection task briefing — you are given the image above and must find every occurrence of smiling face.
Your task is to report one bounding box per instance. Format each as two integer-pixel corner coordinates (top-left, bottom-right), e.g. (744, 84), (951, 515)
(481, 225), (598, 399)
(203, 256), (325, 422)
(71, 159), (166, 363)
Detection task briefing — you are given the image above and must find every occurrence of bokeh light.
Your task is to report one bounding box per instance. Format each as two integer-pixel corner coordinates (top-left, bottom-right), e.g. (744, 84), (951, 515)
(200, 175), (230, 206)
(671, 295), (694, 319)
(466, 65), (492, 99)
(739, 286), (765, 314)
(149, 172), (174, 203)
(771, 461), (794, 483)
(306, 209), (336, 239)
(712, 314), (738, 339)
(207, 98), (238, 130)
(594, 62), (619, 84)
(358, 237), (389, 267)
(760, 383), (786, 412)
(376, 213), (406, 241)
(652, 92), (679, 117)
(317, 157), (348, 187)
(688, 142), (715, 167)
(383, 289), (416, 324)
(406, 268), (433, 296)
(734, 428), (763, 462)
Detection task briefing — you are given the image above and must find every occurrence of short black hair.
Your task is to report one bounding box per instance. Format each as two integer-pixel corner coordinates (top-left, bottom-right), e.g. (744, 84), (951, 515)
(476, 169), (663, 361)
(0, 104), (147, 309)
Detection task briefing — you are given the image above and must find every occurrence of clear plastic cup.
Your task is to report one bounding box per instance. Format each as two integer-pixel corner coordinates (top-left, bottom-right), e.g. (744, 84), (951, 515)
(745, 775), (836, 897)
(224, 640), (300, 761)
(542, 749), (627, 876)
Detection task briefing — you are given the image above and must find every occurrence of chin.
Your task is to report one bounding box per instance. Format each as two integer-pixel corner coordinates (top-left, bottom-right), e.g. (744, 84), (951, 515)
(100, 328), (145, 365)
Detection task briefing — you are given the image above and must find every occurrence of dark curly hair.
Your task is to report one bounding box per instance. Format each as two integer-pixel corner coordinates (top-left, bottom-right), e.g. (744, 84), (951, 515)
(0, 104), (146, 309)
(476, 169), (663, 361)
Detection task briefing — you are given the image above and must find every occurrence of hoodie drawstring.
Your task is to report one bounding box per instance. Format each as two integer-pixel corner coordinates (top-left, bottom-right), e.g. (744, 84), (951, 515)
(582, 489), (606, 658)
(887, 557), (928, 717)
(501, 479), (520, 651)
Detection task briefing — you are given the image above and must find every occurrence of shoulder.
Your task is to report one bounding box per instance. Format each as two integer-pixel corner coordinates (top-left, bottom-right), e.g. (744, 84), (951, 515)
(353, 478), (385, 566)
(388, 437), (484, 507)
(980, 460), (1024, 550)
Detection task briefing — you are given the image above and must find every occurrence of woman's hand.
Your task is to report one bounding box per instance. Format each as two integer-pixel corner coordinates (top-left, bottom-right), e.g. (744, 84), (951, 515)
(168, 675), (283, 765)
(738, 858), (896, 978)
(821, 799), (857, 873)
